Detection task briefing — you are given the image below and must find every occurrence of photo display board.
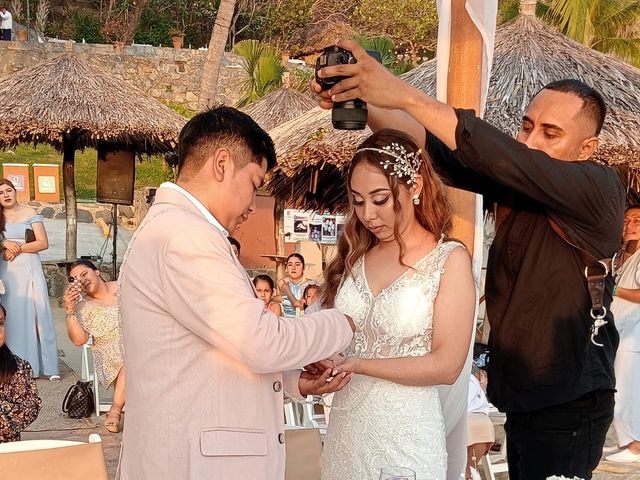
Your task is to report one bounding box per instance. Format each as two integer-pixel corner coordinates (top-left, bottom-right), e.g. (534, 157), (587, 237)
(284, 209), (346, 244)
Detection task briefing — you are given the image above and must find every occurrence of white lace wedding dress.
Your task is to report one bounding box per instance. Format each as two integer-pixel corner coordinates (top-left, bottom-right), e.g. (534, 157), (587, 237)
(322, 240), (462, 480)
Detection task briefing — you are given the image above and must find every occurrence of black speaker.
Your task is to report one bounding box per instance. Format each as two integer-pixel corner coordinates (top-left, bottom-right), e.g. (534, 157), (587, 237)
(96, 144), (135, 205)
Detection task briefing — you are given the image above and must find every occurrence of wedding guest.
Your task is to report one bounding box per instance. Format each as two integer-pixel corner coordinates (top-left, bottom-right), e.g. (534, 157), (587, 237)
(253, 274), (282, 316)
(303, 284), (321, 309)
(0, 179), (59, 381)
(278, 253), (316, 317)
(0, 8), (12, 41)
(0, 303), (42, 443)
(606, 206), (640, 462)
(63, 260), (125, 433)
(229, 237), (241, 259)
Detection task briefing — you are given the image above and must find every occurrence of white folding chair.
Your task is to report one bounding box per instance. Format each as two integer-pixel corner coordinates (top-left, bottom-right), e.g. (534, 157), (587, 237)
(284, 401), (299, 427)
(480, 406), (509, 480)
(80, 338), (108, 416)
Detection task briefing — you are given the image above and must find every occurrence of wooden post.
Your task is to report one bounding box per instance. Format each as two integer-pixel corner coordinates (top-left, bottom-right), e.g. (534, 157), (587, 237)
(445, 0), (484, 258)
(274, 198), (286, 281)
(62, 135), (77, 261)
(448, 0), (488, 339)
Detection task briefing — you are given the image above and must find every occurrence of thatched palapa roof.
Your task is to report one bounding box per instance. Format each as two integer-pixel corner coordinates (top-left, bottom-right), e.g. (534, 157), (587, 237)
(0, 53), (186, 152)
(241, 86), (317, 132)
(267, 14), (640, 211)
(0, 53), (187, 260)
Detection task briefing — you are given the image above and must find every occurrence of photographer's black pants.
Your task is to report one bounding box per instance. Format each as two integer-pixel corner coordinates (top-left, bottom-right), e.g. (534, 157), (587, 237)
(504, 389), (614, 480)
(1, 29), (11, 41)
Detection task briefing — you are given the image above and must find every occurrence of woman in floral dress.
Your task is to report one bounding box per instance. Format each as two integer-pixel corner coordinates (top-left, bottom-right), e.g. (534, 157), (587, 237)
(0, 303), (42, 442)
(63, 260), (125, 433)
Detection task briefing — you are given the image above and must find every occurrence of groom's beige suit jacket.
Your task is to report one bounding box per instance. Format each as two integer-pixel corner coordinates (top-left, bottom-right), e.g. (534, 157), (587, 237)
(117, 185), (352, 479)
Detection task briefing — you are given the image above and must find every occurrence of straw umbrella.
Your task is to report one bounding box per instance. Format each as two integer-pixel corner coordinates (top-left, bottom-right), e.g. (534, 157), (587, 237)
(241, 85), (317, 132)
(0, 53), (186, 260)
(266, 12), (640, 211)
(242, 84), (318, 279)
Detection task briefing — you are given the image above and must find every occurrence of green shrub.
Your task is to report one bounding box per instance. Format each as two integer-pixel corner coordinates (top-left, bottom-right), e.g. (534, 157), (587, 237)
(69, 10), (105, 44)
(161, 100), (197, 119)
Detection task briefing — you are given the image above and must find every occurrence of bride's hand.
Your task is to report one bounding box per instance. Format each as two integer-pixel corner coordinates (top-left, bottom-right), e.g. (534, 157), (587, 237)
(304, 353), (347, 375)
(331, 356), (361, 376)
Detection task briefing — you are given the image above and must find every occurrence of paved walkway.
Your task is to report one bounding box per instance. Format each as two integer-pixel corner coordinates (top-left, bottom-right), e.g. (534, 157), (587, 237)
(40, 217), (133, 263)
(16, 300), (640, 480)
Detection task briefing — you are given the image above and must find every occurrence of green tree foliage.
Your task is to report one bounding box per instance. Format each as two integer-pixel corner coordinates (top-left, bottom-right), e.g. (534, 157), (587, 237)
(354, 35), (396, 69)
(58, 8), (106, 43)
(545, 0), (640, 66)
(232, 40), (287, 107)
(498, 0), (640, 67)
(351, 0), (438, 59)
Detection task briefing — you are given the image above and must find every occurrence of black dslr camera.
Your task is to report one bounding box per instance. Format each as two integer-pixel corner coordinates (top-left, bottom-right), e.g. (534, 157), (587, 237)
(315, 45), (381, 130)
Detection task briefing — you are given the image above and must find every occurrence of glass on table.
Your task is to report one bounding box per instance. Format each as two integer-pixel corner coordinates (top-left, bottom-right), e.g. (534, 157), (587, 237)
(379, 466), (416, 480)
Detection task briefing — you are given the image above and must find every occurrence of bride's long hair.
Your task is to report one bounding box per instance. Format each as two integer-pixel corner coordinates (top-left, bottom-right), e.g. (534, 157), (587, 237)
(321, 129), (452, 308)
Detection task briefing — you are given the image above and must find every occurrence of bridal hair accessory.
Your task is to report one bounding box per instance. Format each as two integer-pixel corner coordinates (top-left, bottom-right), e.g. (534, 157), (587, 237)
(355, 142), (422, 184)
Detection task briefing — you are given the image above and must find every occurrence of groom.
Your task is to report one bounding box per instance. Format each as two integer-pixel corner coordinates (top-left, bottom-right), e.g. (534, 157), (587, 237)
(117, 106), (356, 479)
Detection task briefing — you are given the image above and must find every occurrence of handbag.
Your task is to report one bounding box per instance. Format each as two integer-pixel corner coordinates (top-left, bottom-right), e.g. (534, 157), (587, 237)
(25, 227), (36, 243)
(62, 380), (95, 418)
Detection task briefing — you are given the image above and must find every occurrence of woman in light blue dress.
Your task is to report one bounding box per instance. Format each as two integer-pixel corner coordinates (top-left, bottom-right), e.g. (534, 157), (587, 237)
(0, 179), (59, 379)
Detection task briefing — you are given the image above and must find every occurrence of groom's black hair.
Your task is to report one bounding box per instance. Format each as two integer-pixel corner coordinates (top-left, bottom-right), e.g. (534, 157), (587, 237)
(177, 106), (276, 180)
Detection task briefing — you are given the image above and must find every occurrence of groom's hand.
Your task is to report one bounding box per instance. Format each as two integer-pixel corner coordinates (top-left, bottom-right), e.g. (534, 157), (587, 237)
(298, 368), (352, 396)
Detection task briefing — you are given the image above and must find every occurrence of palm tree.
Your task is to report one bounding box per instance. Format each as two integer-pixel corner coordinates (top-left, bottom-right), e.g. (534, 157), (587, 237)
(232, 40), (286, 107)
(505, 0), (640, 66)
(198, 0), (237, 111)
(545, 0), (640, 66)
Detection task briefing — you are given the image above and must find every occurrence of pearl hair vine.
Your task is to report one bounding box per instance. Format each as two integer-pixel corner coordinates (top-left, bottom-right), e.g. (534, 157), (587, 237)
(355, 142), (422, 184)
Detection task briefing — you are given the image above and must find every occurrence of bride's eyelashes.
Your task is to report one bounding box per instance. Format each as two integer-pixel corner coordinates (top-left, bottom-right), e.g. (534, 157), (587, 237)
(351, 196), (390, 206)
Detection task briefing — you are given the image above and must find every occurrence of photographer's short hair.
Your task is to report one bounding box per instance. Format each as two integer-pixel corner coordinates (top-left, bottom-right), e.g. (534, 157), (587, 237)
(177, 106), (276, 181)
(625, 204), (640, 214)
(540, 79), (607, 136)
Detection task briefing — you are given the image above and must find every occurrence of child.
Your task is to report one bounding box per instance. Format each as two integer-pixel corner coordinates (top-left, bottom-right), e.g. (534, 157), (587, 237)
(253, 275), (282, 316)
(303, 284), (321, 310)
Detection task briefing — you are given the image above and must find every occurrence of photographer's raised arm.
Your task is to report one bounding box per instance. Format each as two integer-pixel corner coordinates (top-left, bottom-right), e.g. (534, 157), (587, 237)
(315, 40), (460, 150)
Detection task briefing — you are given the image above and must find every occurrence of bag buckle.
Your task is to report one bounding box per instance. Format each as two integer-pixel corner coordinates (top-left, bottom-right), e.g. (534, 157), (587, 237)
(590, 306), (608, 347)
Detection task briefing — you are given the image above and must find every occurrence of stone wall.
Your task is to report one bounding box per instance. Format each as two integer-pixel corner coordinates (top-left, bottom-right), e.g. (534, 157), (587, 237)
(0, 41), (246, 109)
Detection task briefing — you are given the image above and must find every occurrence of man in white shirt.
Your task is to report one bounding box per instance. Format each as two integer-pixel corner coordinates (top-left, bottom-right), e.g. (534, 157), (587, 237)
(0, 9), (12, 41)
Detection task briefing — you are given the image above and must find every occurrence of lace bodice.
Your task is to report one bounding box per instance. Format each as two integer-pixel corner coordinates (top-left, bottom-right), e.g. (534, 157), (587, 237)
(322, 240), (464, 480)
(335, 240), (462, 359)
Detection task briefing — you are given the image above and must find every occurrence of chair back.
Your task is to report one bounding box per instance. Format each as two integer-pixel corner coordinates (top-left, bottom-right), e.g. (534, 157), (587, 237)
(284, 428), (322, 480)
(0, 436), (108, 479)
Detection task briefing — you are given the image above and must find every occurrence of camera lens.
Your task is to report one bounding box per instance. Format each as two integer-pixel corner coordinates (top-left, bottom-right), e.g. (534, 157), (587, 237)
(332, 99), (368, 130)
(337, 53), (349, 64)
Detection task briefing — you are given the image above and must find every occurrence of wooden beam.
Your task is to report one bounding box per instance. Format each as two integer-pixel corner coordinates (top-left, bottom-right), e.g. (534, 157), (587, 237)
(62, 135), (77, 261)
(446, 0), (484, 257)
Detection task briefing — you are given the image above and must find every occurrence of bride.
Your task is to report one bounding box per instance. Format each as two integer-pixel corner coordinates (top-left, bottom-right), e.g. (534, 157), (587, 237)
(319, 129), (476, 479)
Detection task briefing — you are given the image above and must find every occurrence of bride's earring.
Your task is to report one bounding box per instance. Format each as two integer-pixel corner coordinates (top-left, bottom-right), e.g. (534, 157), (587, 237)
(413, 195), (420, 205)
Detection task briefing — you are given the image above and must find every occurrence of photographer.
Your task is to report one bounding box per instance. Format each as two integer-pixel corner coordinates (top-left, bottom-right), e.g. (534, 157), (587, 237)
(313, 39), (624, 480)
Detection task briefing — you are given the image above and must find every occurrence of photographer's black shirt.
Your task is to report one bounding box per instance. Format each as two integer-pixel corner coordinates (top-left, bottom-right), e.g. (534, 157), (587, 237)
(426, 109), (624, 413)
